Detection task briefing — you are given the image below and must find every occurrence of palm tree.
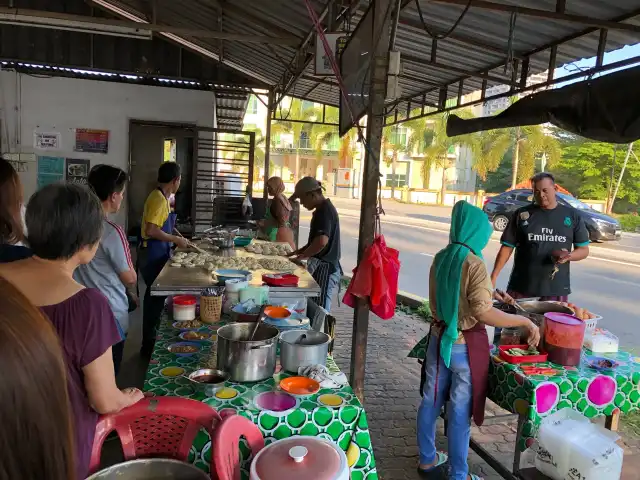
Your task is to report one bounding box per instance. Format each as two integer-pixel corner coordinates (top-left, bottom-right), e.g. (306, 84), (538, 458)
(382, 125), (408, 198)
(338, 128), (358, 169)
(404, 114), (435, 188)
(418, 110), (476, 204)
(272, 98), (318, 180)
(308, 106), (339, 177)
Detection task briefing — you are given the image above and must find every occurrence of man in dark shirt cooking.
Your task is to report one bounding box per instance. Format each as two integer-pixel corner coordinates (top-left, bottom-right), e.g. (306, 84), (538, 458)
(289, 176), (342, 311)
(491, 172), (590, 301)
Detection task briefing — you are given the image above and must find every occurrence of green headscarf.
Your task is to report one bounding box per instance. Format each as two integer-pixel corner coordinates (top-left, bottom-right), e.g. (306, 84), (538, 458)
(433, 200), (493, 367)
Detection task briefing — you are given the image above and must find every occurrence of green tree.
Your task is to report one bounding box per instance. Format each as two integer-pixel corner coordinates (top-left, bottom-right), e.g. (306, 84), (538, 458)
(552, 140), (640, 213)
(418, 110), (476, 204)
(404, 114), (435, 188)
(338, 127), (359, 169)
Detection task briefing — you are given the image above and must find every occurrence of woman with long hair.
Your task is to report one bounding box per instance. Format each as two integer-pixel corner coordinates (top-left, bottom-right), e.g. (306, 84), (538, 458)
(259, 176), (294, 248)
(0, 276), (75, 480)
(0, 158), (31, 262)
(0, 183), (143, 479)
(417, 201), (539, 480)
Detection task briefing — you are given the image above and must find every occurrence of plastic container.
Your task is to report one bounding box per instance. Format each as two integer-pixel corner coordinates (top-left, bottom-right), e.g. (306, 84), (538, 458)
(498, 345), (548, 364)
(584, 328), (619, 353)
(225, 278), (249, 293)
(172, 295), (197, 321)
(239, 285), (269, 305)
(536, 409), (623, 480)
(543, 312), (586, 366)
(500, 327), (521, 345)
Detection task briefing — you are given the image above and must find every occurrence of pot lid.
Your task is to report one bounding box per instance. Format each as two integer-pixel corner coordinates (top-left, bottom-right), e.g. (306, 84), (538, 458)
(544, 312), (582, 326)
(173, 295), (196, 306)
(251, 437), (347, 480)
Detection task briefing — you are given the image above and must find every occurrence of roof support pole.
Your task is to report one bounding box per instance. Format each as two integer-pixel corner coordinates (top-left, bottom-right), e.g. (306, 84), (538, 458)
(264, 90), (274, 200)
(350, 0), (393, 402)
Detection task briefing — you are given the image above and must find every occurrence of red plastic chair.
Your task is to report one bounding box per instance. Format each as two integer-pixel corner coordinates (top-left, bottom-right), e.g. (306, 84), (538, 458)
(213, 414), (265, 480)
(89, 397), (222, 475)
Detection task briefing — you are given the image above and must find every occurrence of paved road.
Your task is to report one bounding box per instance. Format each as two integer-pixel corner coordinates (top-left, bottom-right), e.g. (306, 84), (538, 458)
(330, 197), (640, 253)
(300, 202), (640, 350)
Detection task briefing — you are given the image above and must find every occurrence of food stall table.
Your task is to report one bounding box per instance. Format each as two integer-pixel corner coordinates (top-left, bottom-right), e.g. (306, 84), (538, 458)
(144, 313), (377, 480)
(409, 339), (640, 478)
(149, 247), (321, 298)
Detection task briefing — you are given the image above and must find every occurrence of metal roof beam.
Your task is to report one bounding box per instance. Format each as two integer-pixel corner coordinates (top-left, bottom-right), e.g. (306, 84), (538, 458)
(390, 6), (640, 113)
(397, 16), (524, 60)
(429, 0), (640, 33)
(402, 53), (518, 86)
(0, 7), (301, 44)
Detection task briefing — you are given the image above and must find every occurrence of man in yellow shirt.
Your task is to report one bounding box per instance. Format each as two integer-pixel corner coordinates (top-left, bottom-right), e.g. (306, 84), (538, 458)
(139, 162), (188, 356)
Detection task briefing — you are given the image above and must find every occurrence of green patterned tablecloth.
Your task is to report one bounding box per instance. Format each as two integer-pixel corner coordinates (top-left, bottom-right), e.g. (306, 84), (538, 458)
(408, 336), (640, 451)
(144, 315), (378, 479)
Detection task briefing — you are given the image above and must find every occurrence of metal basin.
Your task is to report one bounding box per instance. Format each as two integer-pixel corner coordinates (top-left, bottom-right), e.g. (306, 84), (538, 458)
(216, 322), (279, 382)
(86, 459), (209, 480)
(186, 368), (229, 397)
(280, 329), (331, 372)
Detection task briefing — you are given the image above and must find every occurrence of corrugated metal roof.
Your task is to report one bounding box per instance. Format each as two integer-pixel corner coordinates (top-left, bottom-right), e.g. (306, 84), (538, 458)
(93, 0), (640, 118)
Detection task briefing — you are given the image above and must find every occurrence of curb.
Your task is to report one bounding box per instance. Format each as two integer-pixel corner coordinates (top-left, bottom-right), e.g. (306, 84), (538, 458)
(341, 275), (426, 310)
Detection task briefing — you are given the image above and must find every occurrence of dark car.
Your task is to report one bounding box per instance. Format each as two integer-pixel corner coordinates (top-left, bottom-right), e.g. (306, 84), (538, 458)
(483, 189), (621, 242)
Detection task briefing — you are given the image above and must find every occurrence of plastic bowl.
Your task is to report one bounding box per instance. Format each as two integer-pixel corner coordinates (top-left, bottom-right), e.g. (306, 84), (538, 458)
(234, 236), (253, 247)
(167, 342), (201, 356)
(264, 306), (291, 319)
(179, 330), (212, 343)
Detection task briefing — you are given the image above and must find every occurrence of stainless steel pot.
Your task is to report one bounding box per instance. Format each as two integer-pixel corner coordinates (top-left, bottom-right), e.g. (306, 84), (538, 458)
(186, 368), (229, 397)
(86, 459), (209, 480)
(280, 329), (331, 373)
(216, 322), (279, 382)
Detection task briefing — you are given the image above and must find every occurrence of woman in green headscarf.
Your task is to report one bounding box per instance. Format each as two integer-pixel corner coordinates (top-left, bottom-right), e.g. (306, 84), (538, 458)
(417, 201), (539, 480)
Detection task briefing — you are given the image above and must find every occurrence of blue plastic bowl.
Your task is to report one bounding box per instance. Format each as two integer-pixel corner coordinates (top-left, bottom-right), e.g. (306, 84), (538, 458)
(167, 342), (201, 357)
(234, 236), (253, 247)
(213, 269), (251, 283)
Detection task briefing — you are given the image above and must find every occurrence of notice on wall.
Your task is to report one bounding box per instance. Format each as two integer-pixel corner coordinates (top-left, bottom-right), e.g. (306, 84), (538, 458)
(34, 132), (61, 150)
(37, 156), (65, 189)
(65, 158), (90, 185)
(75, 128), (109, 154)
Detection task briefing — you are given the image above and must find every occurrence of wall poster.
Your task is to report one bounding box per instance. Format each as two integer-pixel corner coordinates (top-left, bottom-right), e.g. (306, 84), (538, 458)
(75, 128), (109, 153)
(34, 132), (61, 150)
(37, 156), (65, 189)
(65, 158), (90, 185)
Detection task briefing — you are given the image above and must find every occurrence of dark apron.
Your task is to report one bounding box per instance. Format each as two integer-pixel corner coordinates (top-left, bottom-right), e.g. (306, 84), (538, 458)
(421, 323), (490, 426)
(138, 188), (177, 287)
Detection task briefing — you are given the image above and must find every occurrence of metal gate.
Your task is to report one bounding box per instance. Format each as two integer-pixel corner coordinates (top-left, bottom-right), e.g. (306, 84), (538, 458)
(191, 127), (255, 233)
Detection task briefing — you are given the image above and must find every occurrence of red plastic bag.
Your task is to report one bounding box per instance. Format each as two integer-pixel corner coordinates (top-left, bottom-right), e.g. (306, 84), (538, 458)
(343, 235), (400, 320)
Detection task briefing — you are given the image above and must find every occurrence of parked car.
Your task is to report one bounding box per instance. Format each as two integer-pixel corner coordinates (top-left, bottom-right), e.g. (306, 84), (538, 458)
(483, 189), (621, 242)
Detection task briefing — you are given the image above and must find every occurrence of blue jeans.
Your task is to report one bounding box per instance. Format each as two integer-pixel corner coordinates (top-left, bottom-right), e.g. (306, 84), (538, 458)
(417, 335), (473, 480)
(307, 258), (341, 312)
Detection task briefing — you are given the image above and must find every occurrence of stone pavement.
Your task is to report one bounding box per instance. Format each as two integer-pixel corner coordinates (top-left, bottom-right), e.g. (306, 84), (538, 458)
(329, 301), (640, 480)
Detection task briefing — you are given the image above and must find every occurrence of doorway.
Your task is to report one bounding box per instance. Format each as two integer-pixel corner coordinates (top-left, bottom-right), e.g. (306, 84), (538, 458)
(127, 121), (195, 237)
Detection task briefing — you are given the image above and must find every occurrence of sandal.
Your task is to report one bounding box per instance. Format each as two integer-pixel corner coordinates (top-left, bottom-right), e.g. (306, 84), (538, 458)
(417, 451), (448, 475)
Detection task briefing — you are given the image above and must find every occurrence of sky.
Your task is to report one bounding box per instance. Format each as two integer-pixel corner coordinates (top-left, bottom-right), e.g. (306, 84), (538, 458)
(554, 43), (640, 87)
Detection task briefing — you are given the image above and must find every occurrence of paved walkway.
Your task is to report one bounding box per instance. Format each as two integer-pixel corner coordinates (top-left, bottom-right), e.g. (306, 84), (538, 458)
(329, 302), (640, 480)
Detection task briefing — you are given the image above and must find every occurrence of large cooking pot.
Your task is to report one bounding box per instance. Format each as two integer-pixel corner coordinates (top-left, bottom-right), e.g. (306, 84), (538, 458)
(250, 437), (349, 480)
(280, 329), (331, 373)
(86, 459), (209, 480)
(216, 322), (279, 382)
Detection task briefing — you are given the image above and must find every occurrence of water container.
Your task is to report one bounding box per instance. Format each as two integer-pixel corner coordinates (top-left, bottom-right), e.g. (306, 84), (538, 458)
(536, 409), (623, 480)
(537, 409), (591, 478)
(543, 312), (586, 366)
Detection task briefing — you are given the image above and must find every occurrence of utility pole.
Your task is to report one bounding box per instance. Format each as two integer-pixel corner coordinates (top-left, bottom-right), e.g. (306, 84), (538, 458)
(350, 0), (394, 402)
(610, 143), (633, 214)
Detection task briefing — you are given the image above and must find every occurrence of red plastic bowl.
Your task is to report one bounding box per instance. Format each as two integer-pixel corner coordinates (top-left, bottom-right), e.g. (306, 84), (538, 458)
(498, 344), (548, 364)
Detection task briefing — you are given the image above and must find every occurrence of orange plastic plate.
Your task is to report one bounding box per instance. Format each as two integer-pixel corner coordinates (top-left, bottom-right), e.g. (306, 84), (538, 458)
(279, 376), (320, 396)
